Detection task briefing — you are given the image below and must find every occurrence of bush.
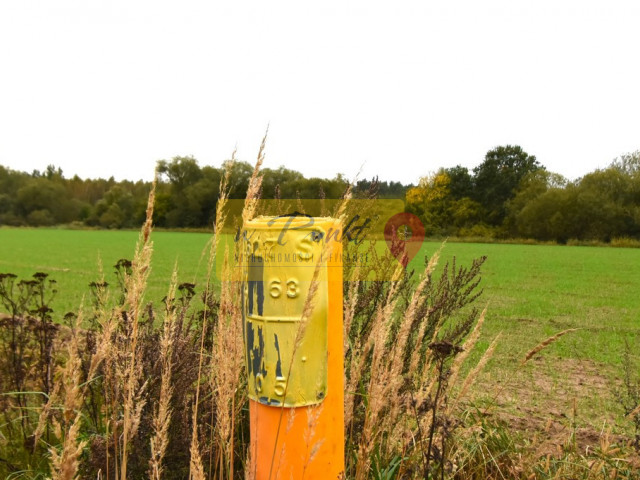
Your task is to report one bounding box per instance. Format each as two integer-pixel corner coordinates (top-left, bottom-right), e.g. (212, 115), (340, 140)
(27, 208), (56, 226)
(610, 237), (640, 248)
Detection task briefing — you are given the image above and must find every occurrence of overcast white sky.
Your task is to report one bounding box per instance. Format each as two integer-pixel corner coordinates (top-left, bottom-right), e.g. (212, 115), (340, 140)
(1, 1), (639, 185)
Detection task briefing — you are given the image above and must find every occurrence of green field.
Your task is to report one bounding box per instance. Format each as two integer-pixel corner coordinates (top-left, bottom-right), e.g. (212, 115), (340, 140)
(2, 228), (638, 364)
(413, 240), (640, 366)
(0, 228), (214, 314)
(412, 240), (640, 432)
(1, 227), (639, 433)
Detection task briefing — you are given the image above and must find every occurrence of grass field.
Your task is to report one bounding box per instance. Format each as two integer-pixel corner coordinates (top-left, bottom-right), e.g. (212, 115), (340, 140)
(0, 228), (214, 314)
(413, 240), (640, 366)
(409, 240), (640, 436)
(1, 227), (639, 435)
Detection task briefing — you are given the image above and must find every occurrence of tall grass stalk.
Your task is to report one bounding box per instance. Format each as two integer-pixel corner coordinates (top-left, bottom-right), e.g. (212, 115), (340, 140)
(354, 274), (404, 480)
(242, 131), (267, 226)
(47, 313), (86, 480)
(384, 250), (442, 436)
(190, 157), (235, 480)
(148, 268), (178, 480)
(521, 328), (579, 365)
(453, 330), (500, 408)
(119, 176), (156, 480)
(446, 307), (487, 391)
(211, 249), (244, 479)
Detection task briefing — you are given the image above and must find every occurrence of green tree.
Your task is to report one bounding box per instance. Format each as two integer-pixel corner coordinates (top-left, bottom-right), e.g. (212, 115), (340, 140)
(157, 156), (208, 227)
(89, 185), (137, 228)
(355, 178), (410, 198)
(575, 168), (636, 240)
(406, 170), (452, 235)
(611, 150), (640, 176)
(16, 178), (77, 225)
(514, 167), (640, 242)
(261, 166), (304, 198)
(226, 161), (253, 199)
(473, 145), (543, 226)
(0, 165), (30, 225)
(514, 187), (575, 241)
(448, 197), (483, 231)
(444, 165), (474, 199)
(157, 156), (203, 193)
(507, 170), (567, 236)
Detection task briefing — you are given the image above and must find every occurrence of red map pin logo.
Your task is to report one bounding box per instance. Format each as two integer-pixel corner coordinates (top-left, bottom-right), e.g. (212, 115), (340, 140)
(384, 213), (425, 268)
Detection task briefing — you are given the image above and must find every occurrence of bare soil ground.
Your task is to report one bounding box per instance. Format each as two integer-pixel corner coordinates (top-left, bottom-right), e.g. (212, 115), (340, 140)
(474, 357), (640, 465)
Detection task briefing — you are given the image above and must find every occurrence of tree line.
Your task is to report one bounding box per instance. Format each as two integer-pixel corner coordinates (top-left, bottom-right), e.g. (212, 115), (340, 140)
(1, 146), (639, 243)
(406, 146), (640, 242)
(0, 158), (405, 230)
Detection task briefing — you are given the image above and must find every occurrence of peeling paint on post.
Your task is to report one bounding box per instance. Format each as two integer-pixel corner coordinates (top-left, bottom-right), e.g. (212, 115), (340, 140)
(242, 215), (345, 479)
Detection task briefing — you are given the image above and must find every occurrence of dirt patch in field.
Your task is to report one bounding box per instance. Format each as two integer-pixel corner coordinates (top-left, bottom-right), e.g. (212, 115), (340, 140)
(515, 317), (537, 325)
(472, 357), (638, 460)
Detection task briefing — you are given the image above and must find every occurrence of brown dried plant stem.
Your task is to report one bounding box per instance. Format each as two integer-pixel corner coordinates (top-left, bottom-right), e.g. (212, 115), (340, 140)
(119, 178), (156, 480)
(425, 353), (447, 479)
(346, 244), (445, 479)
(210, 157), (241, 480)
(383, 251), (442, 441)
(46, 306), (110, 480)
(48, 316), (86, 480)
(234, 131), (268, 480)
(354, 268), (404, 480)
(190, 152), (236, 480)
(453, 331), (500, 409)
(148, 268), (178, 480)
(81, 176), (155, 480)
(189, 302), (207, 480)
(521, 328), (579, 365)
(211, 249), (243, 480)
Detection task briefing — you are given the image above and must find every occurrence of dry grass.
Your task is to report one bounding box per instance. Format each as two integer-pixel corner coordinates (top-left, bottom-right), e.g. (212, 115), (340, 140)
(148, 268), (178, 480)
(454, 330), (499, 407)
(190, 157), (237, 480)
(339, 227), (512, 478)
(210, 249), (244, 479)
(521, 328), (579, 365)
(347, 244), (454, 479)
(47, 314), (86, 480)
(119, 176), (157, 480)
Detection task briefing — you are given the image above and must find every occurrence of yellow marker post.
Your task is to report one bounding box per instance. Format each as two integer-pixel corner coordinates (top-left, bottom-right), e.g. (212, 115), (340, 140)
(242, 216), (344, 480)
